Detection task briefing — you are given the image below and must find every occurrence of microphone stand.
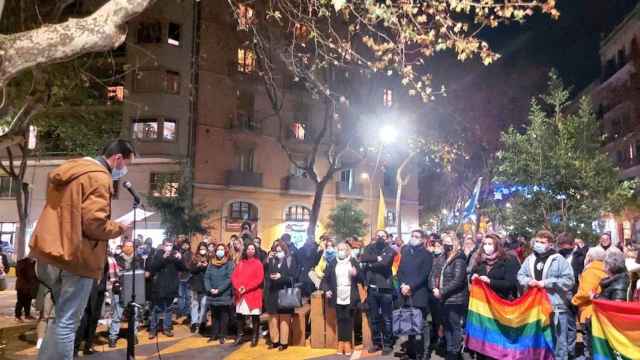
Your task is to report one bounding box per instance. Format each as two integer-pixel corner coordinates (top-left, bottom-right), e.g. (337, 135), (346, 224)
(126, 198), (141, 360)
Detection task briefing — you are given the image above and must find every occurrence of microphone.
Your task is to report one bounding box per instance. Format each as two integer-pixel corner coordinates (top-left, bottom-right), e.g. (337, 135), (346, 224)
(122, 181), (142, 206)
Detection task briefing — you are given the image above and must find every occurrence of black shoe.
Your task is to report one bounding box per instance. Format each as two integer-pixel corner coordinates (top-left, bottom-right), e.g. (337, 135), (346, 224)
(108, 338), (117, 348)
(148, 332), (157, 340)
(164, 330), (174, 337)
(198, 323), (207, 335)
(269, 342), (280, 349)
(278, 344), (288, 351)
(219, 337), (225, 345)
(251, 337), (259, 347)
(83, 346), (96, 355)
(190, 324), (198, 333)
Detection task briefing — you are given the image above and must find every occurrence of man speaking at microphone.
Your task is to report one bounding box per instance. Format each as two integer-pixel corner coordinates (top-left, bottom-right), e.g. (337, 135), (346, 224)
(30, 139), (136, 360)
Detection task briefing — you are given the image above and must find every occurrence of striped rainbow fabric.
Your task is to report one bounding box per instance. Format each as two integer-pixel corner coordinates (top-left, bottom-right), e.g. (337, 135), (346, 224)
(465, 278), (555, 360)
(591, 299), (640, 360)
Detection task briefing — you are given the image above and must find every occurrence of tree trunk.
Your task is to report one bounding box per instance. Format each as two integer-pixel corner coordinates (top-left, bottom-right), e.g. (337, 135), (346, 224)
(307, 179), (329, 241)
(395, 154), (414, 243)
(15, 181), (29, 260)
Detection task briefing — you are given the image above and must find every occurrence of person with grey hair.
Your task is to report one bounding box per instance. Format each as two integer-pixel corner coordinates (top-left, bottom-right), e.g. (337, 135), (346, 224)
(572, 247), (608, 360)
(598, 250), (629, 301)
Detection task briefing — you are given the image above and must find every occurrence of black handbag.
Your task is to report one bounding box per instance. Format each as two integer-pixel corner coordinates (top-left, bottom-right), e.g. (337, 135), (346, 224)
(277, 279), (302, 310)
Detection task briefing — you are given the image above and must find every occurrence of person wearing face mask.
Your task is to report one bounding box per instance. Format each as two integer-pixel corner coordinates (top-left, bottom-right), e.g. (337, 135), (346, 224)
(231, 243), (264, 347)
(108, 240), (144, 347)
(204, 244), (234, 344)
(321, 242), (361, 356)
(188, 242), (210, 334)
(30, 139), (134, 360)
(517, 230), (574, 360)
(470, 234), (519, 301)
(397, 230), (434, 360)
(359, 230), (396, 355)
(426, 235), (445, 357)
(176, 239), (193, 320)
(428, 232), (468, 360)
(264, 240), (297, 351)
(311, 239), (336, 288)
(147, 239), (187, 339)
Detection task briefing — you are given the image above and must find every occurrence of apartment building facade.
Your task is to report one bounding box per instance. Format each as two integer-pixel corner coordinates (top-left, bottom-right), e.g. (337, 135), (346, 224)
(586, 1), (640, 244)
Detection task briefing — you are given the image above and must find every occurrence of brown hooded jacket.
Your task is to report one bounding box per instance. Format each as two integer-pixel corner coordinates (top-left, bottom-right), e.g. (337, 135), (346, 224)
(29, 158), (124, 279)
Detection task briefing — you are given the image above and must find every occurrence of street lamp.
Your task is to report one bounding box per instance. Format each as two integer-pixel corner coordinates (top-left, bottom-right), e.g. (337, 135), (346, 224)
(368, 125), (398, 238)
(379, 125), (398, 144)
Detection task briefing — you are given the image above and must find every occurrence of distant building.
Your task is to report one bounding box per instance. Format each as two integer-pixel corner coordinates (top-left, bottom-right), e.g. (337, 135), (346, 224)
(584, 1), (640, 244)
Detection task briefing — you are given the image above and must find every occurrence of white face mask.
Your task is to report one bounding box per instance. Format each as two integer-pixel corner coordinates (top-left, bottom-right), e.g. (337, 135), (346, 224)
(483, 244), (495, 255)
(337, 250), (348, 260)
(276, 251), (285, 260)
(410, 237), (423, 247)
(199, 250), (207, 255)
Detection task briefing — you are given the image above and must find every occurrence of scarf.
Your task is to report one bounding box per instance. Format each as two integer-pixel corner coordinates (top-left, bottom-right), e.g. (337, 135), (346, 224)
(481, 252), (499, 272)
(533, 249), (556, 281)
(211, 254), (229, 267)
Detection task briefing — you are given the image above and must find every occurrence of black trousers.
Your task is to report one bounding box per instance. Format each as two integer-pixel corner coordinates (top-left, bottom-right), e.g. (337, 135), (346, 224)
(336, 304), (354, 342)
(15, 291), (33, 318)
(366, 289), (393, 348)
(75, 286), (105, 349)
(211, 305), (230, 337)
(443, 303), (465, 354)
(407, 306), (431, 359)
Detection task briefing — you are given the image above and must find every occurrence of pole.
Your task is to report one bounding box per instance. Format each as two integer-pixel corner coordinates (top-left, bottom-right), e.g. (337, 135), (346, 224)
(126, 200), (139, 360)
(369, 145), (384, 239)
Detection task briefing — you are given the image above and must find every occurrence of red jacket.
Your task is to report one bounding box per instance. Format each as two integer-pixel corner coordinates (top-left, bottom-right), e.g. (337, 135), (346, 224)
(231, 257), (264, 311)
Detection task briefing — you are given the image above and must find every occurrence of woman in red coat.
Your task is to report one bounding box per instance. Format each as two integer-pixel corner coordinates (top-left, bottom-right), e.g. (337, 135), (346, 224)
(231, 243), (264, 347)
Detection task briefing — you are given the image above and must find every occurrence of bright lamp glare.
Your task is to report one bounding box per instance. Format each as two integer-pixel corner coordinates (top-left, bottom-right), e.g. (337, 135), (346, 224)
(379, 125), (398, 144)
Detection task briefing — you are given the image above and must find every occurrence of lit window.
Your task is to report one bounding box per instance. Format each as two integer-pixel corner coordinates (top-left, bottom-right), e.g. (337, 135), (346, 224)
(0, 222), (16, 248)
(237, 48), (256, 73)
(229, 201), (258, 220)
(629, 143), (634, 160)
(290, 122), (306, 140)
(236, 90), (258, 130)
(165, 71), (180, 94)
(385, 209), (396, 226)
(28, 126), (37, 150)
(293, 23), (310, 42)
(383, 88), (393, 107)
(150, 173), (180, 197)
(236, 149), (255, 172)
(107, 85), (125, 102)
(168, 22), (181, 46)
(137, 22), (162, 44)
(132, 119), (159, 141)
(237, 4), (255, 30)
(163, 120), (176, 141)
(285, 205), (311, 222)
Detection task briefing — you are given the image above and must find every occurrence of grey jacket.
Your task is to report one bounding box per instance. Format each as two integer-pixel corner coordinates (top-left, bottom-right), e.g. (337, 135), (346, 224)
(517, 253), (574, 312)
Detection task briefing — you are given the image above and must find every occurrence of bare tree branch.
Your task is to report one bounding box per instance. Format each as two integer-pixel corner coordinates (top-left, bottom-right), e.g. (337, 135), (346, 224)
(0, 0), (157, 87)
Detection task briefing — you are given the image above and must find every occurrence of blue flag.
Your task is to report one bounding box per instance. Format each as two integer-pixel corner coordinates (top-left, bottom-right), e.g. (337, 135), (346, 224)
(463, 177), (483, 222)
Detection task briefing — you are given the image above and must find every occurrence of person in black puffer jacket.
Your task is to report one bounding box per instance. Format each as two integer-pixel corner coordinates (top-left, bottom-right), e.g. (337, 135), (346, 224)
(429, 233), (468, 360)
(264, 240), (298, 351)
(189, 242), (210, 334)
(599, 250), (629, 301)
(470, 234), (519, 301)
(147, 239), (187, 338)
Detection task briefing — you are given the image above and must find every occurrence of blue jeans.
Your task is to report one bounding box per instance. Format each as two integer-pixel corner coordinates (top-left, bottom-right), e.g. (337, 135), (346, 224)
(178, 280), (191, 317)
(36, 262), (95, 360)
(109, 295), (138, 341)
(552, 311), (569, 360)
(190, 291), (207, 326)
(366, 289), (393, 348)
(150, 299), (173, 333)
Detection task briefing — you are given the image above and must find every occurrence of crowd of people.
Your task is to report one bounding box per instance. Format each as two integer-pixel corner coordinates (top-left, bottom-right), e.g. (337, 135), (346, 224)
(12, 223), (637, 360)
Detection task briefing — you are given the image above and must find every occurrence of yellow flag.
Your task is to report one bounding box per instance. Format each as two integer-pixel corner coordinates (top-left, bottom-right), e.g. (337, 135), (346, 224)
(376, 187), (386, 230)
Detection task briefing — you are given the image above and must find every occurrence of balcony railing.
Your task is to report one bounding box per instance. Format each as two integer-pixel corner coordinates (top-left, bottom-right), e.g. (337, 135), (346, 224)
(284, 175), (315, 193)
(225, 170), (263, 187)
(336, 181), (363, 197)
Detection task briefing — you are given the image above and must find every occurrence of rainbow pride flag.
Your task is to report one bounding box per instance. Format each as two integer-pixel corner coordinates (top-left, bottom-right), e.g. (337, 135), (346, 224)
(465, 278), (554, 360)
(591, 299), (640, 360)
